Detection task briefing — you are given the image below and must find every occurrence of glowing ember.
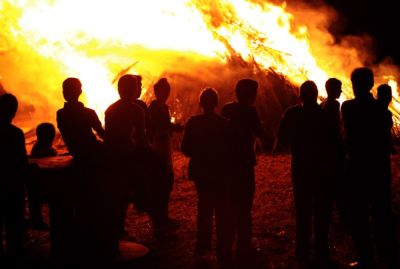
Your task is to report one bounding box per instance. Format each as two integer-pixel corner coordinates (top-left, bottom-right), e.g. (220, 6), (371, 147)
(0, 0), (399, 129)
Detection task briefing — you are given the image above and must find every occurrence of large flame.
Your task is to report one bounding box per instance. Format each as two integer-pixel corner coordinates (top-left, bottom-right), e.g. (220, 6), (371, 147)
(0, 0), (399, 130)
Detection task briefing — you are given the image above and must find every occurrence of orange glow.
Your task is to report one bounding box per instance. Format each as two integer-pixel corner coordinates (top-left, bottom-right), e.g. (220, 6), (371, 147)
(0, 0), (399, 129)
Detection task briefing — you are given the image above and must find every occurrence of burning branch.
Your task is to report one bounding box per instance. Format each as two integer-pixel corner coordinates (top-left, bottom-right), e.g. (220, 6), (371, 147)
(111, 61), (139, 85)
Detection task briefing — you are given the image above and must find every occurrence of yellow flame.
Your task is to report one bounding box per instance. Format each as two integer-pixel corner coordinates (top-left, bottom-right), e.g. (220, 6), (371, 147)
(387, 78), (399, 114)
(0, 0), (399, 128)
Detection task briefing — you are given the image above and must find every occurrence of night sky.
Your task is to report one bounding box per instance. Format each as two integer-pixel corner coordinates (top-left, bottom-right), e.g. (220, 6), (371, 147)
(324, 0), (399, 65)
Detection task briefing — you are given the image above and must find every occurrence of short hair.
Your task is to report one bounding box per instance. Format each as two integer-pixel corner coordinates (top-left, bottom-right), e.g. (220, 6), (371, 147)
(0, 93), (18, 123)
(133, 75), (142, 84)
(199, 88), (218, 109)
(133, 75), (143, 98)
(154, 78), (170, 98)
(377, 84), (392, 104)
(235, 79), (258, 103)
(118, 74), (137, 100)
(299, 80), (318, 104)
(36, 122), (56, 143)
(62, 77), (82, 102)
(325, 78), (342, 97)
(351, 67), (374, 96)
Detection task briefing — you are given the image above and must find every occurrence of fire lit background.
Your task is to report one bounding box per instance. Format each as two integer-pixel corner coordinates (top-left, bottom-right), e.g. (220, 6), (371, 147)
(1, 0), (399, 149)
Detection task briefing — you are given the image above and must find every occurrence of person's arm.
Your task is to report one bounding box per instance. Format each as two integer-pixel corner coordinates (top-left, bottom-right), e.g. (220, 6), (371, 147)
(90, 110), (105, 140)
(56, 111), (74, 155)
(16, 129), (28, 170)
(133, 108), (149, 148)
(181, 118), (194, 157)
(340, 101), (349, 128)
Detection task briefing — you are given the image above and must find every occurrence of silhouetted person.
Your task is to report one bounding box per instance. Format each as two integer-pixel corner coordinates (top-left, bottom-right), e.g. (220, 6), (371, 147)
(57, 77), (105, 158)
(181, 88), (234, 267)
(342, 68), (398, 269)
(105, 74), (148, 152)
(377, 84), (396, 154)
(278, 81), (336, 268)
(148, 78), (182, 228)
(130, 75), (158, 222)
(321, 78), (342, 128)
(56, 77), (109, 261)
(221, 79), (263, 260)
(105, 74), (148, 240)
(133, 74), (151, 133)
(110, 74), (152, 238)
(31, 123), (57, 158)
(321, 78), (347, 228)
(0, 94), (27, 261)
(26, 122), (57, 231)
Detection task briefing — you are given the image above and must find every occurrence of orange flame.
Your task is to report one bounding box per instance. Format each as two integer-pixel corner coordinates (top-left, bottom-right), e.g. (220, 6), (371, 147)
(0, 0), (399, 130)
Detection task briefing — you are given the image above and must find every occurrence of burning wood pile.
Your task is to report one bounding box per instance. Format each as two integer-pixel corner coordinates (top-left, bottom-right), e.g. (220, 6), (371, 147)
(1, 0), (399, 144)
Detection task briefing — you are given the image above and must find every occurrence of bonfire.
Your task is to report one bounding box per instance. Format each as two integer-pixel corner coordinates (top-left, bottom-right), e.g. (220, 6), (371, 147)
(1, 0), (399, 145)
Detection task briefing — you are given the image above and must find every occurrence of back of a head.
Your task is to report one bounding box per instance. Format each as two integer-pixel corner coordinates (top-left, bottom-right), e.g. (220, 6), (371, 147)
(325, 78), (342, 98)
(36, 122), (56, 143)
(133, 75), (142, 99)
(118, 74), (137, 101)
(154, 78), (170, 100)
(300, 80), (318, 105)
(377, 84), (392, 106)
(0, 93), (18, 123)
(351, 67), (374, 98)
(200, 88), (218, 111)
(235, 79), (258, 104)
(62, 77), (82, 102)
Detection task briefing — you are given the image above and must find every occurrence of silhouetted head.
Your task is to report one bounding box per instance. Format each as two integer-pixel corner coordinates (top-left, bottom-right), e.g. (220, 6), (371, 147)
(199, 88), (218, 113)
(36, 123), (56, 145)
(133, 75), (142, 99)
(118, 74), (138, 101)
(62, 77), (82, 103)
(377, 84), (392, 108)
(299, 80), (318, 106)
(351, 67), (374, 98)
(325, 78), (342, 99)
(235, 79), (258, 105)
(0, 93), (18, 124)
(154, 78), (170, 103)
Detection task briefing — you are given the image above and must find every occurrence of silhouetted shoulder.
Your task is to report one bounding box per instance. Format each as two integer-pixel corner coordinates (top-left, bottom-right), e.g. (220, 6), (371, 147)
(148, 100), (165, 113)
(4, 125), (26, 147)
(135, 99), (148, 111)
(188, 114), (228, 125)
(221, 101), (237, 116)
(0, 124), (27, 167)
(105, 100), (119, 114)
(284, 104), (302, 115)
(86, 107), (99, 118)
(185, 115), (199, 128)
(340, 99), (354, 113)
(148, 100), (157, 108)
(106, 99), (144, 115)
(105, 99), (146, 149)
(321, 99), (340, 111)
(56, 107), (63, 118)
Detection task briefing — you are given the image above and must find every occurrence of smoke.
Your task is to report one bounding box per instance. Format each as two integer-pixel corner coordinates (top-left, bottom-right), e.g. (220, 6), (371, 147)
(278, 0), (399, 87)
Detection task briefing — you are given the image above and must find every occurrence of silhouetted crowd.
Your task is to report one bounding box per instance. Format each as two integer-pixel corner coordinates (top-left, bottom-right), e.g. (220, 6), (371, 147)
(0, 67), (398, 269)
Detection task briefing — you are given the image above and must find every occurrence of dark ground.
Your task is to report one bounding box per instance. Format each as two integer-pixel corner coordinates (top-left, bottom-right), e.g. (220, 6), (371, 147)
(21, 149), (400, 269)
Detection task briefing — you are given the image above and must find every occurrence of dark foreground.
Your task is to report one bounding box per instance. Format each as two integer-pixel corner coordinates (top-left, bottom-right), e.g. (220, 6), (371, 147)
(18, 151), (400, 269)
